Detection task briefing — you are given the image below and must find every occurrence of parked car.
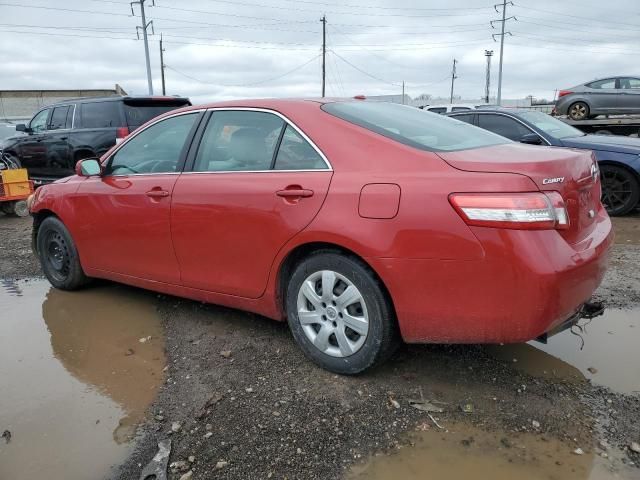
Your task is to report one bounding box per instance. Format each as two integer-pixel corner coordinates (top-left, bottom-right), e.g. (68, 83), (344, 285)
(0, 96), (191, 184)
(448, 109), (640, 216)
(29, 100), (612, 374)
(554, 76), (640, 120)
(419, 103), (489, 114)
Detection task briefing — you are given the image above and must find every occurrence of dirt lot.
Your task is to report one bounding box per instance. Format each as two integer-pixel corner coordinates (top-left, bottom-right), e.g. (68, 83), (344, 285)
(1, 212), (640, 480)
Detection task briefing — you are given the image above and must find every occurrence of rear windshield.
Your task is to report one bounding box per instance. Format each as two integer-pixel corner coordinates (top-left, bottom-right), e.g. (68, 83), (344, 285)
(517, 110), (584, 139)
(124, 100), (190, 129)
(322, 102), (508, 152)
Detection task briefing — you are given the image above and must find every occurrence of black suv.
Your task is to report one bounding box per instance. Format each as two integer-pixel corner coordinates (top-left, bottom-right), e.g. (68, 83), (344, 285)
(0, 96), (191, 184)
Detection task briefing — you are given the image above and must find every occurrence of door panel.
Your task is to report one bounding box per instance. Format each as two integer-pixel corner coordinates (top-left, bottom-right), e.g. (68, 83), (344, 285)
(171, 171), (332, 298)
(74, 175), (181, 283)
(617, 77), (640, 111)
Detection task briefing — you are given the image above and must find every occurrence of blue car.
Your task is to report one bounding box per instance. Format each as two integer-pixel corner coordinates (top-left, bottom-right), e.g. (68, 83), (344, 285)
(447, 109), (640, 216)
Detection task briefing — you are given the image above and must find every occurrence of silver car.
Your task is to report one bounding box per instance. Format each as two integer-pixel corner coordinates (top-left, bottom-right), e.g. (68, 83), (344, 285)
(555, 76), (640, 120)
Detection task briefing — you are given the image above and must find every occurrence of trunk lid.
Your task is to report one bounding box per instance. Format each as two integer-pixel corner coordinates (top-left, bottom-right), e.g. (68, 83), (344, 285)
(438, 143), (601, 244)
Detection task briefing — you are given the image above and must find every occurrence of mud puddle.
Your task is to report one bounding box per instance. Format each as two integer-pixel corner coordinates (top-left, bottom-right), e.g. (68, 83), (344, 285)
(488, 308), (640, 394)
(0, 279), (165, 480)
(349, 422), (636, 480)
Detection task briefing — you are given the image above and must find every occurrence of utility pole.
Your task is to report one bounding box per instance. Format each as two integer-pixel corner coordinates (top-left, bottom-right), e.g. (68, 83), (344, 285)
(131, 0), (154, 95)
(449, 58), (457, 104)
(484, 50), (493, 104)
(402, 81), (405, 104)
(491, 1), (514, 106)
(321, 15), (326, 97)
(159, 34), (166, 95)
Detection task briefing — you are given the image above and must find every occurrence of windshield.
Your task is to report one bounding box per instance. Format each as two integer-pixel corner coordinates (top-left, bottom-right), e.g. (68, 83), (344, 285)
(517, 110), (584, 139)
(322, 102), (509, 152)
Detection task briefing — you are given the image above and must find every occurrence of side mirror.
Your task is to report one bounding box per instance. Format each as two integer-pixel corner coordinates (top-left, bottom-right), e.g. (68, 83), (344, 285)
(520, 133), (543, 145)
(75, 158), (102, 177)
(15, 124), (29, 133)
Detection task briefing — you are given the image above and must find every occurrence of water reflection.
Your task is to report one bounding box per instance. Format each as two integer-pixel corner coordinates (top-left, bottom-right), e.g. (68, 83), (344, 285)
(0, 280), (164, 480)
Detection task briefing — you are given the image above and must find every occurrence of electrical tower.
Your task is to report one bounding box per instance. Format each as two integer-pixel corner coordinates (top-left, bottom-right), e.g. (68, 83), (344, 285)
(484, 50), (493, 104)
(131, 0), (155, 95)
(449, 58), (457, 104)
(491, 1), (515, 106)
(321, 15), (326, 98)
(160, 34), (166, 95)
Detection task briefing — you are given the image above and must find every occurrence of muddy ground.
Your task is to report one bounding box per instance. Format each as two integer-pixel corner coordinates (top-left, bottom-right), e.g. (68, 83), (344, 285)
(1, 212), (640, 480)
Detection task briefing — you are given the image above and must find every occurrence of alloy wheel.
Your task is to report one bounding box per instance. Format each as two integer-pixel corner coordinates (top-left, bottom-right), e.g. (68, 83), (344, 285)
(296, 270), (369, 358)
(569, 103), (588, 120)
(601, 168), (634, 213)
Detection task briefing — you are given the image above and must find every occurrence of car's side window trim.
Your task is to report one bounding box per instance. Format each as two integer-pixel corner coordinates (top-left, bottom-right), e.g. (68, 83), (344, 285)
(182, 107), (333, 174)
(269, 123), (288, 170)
(475, 112), (551, 145)
(102, 109), (206, 177)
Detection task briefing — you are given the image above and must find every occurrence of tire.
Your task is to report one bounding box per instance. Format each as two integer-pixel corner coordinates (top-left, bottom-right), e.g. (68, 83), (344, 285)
(286, 251), (399, 375)
(1, 201), (16, 215)
(37, 216), (90, 290)
(600, 164), (640, 216)
(568, 101), (590, 120)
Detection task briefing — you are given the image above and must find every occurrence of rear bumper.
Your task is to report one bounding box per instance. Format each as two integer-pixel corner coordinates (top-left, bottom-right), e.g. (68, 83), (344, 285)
(369, 213), (613, 344)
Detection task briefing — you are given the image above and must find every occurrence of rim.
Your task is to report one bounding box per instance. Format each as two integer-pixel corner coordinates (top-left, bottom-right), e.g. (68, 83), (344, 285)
(570, 103), (587, 120)
(296, 270), (369, 358)
(601, 168), (634, 212)
(44, 230), (71, 282)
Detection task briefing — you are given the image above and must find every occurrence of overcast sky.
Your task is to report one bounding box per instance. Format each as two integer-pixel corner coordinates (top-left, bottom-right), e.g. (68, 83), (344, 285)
(0, 0), (638, 103)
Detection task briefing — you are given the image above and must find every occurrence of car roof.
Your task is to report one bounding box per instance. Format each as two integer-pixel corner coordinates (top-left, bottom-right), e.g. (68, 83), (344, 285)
(45, 95), (190, 107)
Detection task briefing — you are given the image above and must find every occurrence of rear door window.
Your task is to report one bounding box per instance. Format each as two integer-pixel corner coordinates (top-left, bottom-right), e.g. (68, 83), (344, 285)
(587, 78), (616, 89)
(273, 125), (326, 170)
(427, 107), (447, 114)
(451, 107), (471, 112)
(48, 106), (70, 130)
(477, 114), (532, 141)
(193, 111), (284, 172)
(450, 113), (474, 124)
(80, 101), (122, 129)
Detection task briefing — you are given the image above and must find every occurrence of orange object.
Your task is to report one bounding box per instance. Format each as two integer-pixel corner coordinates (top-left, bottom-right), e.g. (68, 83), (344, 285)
(0, 168), (33, 200)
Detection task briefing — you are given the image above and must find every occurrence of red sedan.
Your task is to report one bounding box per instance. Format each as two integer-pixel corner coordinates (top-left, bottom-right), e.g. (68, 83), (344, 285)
(29, 99), (613, 374)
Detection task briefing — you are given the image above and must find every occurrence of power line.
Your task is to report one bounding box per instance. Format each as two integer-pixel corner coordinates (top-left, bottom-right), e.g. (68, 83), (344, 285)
(164, 54), (321, 88)
(202, 0), (495, 12)
(0, 2), (132, 17)
(513, 4), (640, 29)
(152, 1), (494, 19)
(508, 40), (640, 56)
(330, 50), (401, 87)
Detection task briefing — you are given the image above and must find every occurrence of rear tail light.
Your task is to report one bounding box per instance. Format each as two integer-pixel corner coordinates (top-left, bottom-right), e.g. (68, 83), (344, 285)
(116, 127), (129, 144)
(558, 90), (573, 98)
(449, 192), (569, 230)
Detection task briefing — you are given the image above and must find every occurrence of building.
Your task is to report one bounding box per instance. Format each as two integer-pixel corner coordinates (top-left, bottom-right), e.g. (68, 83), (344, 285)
(0, 84), (127, 122)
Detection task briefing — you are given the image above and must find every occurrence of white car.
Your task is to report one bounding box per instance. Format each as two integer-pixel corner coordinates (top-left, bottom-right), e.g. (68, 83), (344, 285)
(420, 104), (496, 114)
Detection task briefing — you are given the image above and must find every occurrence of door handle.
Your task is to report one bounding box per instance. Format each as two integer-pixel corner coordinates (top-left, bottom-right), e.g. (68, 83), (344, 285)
(276, 188), (314, 198)
(146, 189), (170, 198)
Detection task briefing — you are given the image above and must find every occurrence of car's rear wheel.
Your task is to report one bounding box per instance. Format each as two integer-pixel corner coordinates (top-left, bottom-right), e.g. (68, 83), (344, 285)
(600, 164), (640, 216)
(568, 101), (590, 120)
(37, 216), (90, 290)
(286, 251), (399, 374)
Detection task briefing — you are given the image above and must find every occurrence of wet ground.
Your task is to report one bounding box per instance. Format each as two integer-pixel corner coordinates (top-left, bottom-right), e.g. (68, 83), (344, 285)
(1, 212), (639, 479)
(0, 279), (164, 480)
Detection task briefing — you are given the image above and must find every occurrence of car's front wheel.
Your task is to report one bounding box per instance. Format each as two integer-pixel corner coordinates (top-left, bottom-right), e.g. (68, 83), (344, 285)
(37, 216), (90, 290)
(286, 251), (399, 374)
(600, 164), (640, 216)
(568, 101), (590, 120)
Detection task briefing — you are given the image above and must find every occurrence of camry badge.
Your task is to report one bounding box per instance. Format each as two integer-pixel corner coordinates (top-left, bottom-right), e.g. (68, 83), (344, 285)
(542, 177), (564, 185)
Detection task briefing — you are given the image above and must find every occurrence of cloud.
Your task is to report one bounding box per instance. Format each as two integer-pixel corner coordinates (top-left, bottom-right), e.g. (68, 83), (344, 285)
(1, 0), (637, 103)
